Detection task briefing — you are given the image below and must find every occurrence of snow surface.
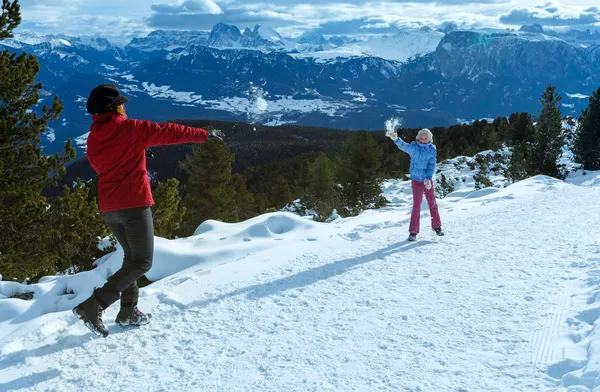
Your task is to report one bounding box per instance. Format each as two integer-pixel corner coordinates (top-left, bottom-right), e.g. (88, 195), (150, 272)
(73, 132), (89, 152)
(117, 82), (353, 120)
(566, 93), (589, 99)
(41, 128), (55, 144)
(75, 37), (105, 51)
(9, 31), (47, 46)
(262, 114), (297, 126)
(2, 152), (600, 390)
(291, 30), (444, 63)
(256, 26), (283, 43)
(140, 82), (203, 103)
(100, 63), (116, 71)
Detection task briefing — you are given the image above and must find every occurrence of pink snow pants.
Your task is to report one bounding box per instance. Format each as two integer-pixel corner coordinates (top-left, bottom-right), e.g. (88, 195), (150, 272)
(409, 180), (442, 234)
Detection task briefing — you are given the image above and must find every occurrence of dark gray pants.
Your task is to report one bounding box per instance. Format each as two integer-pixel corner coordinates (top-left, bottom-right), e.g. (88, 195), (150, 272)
(95, 206), (154, 309)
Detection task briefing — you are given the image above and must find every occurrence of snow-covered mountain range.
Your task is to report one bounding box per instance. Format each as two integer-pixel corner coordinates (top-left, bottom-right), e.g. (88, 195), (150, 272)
(2, 23), (599, 156)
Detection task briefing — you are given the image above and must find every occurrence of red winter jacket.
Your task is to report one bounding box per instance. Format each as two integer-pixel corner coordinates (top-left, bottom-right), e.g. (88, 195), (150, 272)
(86, 113), (209, 213)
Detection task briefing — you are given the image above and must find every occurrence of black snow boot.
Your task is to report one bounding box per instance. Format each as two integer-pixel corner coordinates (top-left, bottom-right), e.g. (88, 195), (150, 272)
(115, 306), (151, 327)
(73, 290), (109, 337)
(434, 228), (445, 236)
(408, 233), (417, 242)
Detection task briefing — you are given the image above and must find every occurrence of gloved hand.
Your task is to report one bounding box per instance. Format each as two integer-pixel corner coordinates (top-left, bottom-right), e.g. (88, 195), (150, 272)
(424, 179), (432, 190)
(208, 129), (224, 141)
(385, 129), (397, 140)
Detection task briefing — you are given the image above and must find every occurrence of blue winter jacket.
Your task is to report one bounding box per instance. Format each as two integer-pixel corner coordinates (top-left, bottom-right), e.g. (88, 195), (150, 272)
(394, 138), (437, 181)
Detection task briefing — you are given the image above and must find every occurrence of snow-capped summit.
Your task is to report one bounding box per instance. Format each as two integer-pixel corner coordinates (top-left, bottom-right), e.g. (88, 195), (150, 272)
(8, 30), (46, 46)
(438, 22), (458, 34)
(241, 25), (286, 49)
(2, 31), (71, 49)
(297, 31), (328, 46)
(206, 23), (291, 50)
(253, 25), (283, 44)
(66, 36), (112, 51)
(4, 31), (113, 52)
(46, 38), (72, 48)
(520, 24), (544, 34)
(208, 22), (243, 47)
(127, 30), (209, 51)
(292, 28), (444, 63)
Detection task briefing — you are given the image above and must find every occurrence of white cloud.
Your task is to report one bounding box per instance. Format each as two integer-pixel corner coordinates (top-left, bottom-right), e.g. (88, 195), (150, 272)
(499, 3), (600, 26)
(16, 0), (600, 41)
(360, 23), (392, 30)
(18, 0), (153, 42)
(151, 0), (222, 15)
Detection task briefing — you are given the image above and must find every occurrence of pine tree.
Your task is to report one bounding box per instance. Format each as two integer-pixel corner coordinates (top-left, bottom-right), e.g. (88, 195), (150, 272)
(506, 141), (533, 182)
(152, 178), (186, 239)
(440, 143), (455, 162)
(231, 173), (256, 221)
(481, 124), (500, 151)
(492, 117), (510, 145)
(473, 155), (494, 190)
(532, 85), (565, 178)
(435, 174), (455, 199)
(47, 179), (110, 275)
(573, 86), (600, 170)
(297, 160), (312, 196)
(381, 151), (405, 178)
(457, 136), (470, 154)
(271, 175), (292, 209)
(254, 193), (269, 214)
(305, 152), (339, 222)
(337, 130), (384, 216)
(0, 1), (77, 281)
(179, 139), (236, 236)
(0, 1), (20, 40)
(508, 112), (535, 145)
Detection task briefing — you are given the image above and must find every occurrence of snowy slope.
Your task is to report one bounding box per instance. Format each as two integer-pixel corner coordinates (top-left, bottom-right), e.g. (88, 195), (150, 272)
(2, 169), (600, 390)
(255, 25), (284, 44)
(292, 29), (444, 62)
(6, 31), (112, 51)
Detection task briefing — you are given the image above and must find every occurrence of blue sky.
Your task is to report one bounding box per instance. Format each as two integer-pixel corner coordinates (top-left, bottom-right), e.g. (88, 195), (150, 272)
(18, 0), (600, 42)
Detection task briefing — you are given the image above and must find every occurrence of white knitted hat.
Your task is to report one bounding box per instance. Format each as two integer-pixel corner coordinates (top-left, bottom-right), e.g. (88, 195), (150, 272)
(416, 128), (433, 143)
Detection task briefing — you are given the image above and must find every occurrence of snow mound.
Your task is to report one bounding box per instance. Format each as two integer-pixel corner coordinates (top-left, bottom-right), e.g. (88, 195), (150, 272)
(195, 212), (317, 238)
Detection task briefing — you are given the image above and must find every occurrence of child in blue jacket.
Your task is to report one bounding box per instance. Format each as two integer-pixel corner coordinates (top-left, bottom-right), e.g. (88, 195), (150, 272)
(386, 128), (444, 241)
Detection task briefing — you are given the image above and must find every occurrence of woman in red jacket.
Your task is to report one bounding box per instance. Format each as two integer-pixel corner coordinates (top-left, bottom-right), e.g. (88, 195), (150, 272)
(73, 84), (219, 337)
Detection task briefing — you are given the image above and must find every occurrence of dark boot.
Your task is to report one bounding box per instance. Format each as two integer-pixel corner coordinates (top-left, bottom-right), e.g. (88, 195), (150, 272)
(434, 228), (445, 236)
(115, 306), (151, 327)
(408, 233), (417, 242)
(72, 290), (109, 337)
